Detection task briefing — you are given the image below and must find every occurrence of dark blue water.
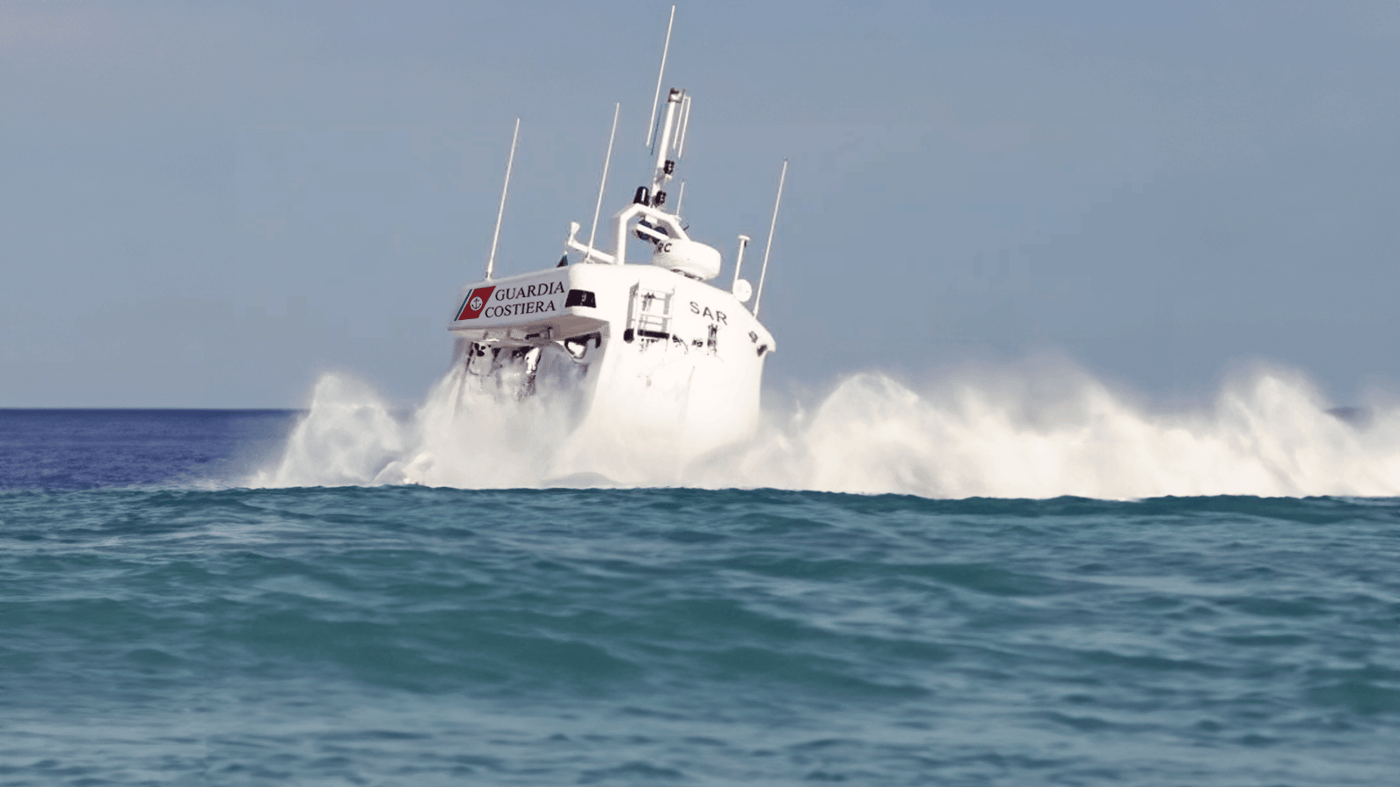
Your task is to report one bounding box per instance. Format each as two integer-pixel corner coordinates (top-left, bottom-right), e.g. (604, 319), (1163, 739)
(3, 410), (1399, 785)
(0, 409), (300, 491)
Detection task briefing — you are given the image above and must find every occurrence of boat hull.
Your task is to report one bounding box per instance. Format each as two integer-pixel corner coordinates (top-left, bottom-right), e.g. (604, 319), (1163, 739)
(448, 263), (774, 462)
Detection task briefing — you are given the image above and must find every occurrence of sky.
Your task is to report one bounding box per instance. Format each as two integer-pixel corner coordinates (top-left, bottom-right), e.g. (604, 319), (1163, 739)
(3, 0), (1399, 408)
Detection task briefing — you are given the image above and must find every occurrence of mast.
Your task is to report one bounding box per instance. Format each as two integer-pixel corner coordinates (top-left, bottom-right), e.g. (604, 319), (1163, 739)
(649, 88), (686, 206)
(753, 159), (787, 318)
(645, 5), (677, 150)
(585, 103), (621, 263)
(484, 118), (520, 281)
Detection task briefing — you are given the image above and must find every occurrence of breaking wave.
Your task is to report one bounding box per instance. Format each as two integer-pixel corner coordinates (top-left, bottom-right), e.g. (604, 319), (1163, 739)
(249, 364), (1400, 499)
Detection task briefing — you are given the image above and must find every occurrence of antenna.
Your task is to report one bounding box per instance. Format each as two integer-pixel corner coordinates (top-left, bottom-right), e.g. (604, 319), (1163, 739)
(585, 103), (621, 263)
(675, 93), (692, 158)
(753, 159), (787, 318)
(732, 234), (751, 287)
(674, 180), (686, 217)
(484, 118), (520, 281)
(645, 5), (676, 150)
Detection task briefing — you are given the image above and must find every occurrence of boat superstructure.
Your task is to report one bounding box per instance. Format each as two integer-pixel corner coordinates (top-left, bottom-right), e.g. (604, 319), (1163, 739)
(447, 9), (782, 461)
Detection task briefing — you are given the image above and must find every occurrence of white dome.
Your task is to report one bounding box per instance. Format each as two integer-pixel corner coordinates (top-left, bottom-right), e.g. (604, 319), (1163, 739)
(651, 238), (721, 280)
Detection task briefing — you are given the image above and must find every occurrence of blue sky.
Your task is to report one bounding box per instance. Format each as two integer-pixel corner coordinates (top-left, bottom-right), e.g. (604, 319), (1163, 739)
(3, 1), (1398, 408)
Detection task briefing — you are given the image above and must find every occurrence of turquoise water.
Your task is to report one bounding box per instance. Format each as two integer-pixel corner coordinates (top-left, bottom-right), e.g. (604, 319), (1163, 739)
(3, 410), (1400, 784)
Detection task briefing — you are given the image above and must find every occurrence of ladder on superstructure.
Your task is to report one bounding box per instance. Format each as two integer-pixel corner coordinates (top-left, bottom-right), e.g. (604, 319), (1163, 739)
(627, 285), (675, 343)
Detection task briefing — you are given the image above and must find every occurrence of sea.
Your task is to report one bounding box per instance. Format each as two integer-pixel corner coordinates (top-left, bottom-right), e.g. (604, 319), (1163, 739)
(3, 368), (1400, 785)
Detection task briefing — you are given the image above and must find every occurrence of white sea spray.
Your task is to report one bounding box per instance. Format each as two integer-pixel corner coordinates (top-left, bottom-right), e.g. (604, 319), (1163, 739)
(250, 364), (1400, 498)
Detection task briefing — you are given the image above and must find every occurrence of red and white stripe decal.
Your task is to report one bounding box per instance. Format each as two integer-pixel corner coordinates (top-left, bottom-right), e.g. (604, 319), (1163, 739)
(454, 286), (496, 321)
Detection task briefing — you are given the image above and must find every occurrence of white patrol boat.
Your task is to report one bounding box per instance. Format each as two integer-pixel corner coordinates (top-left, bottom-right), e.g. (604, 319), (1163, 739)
(447, 8), (785, 463)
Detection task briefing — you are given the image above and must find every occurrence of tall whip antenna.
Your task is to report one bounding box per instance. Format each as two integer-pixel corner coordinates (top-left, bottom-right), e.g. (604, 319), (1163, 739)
(484, 118), (520, 281)
(645, 5), (677, 150)
(585, 103), (621, 263)
(753, 159), (787, 318)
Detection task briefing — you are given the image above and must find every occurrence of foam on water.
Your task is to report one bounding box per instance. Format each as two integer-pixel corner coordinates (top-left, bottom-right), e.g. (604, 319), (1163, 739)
(250, 364), (1400, 498)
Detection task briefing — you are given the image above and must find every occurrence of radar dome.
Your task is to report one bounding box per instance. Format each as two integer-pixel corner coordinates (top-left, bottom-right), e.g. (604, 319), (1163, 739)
(651, 238), (721, 280)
